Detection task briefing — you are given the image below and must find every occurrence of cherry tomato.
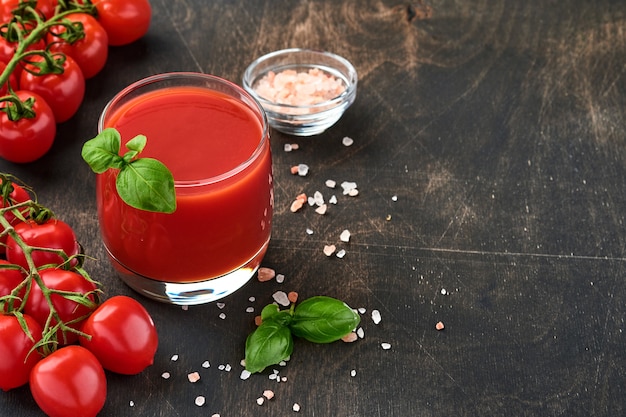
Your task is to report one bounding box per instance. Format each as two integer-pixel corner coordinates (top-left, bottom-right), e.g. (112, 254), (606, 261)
(30, 345), (107, 417)
(0, 32), (45, 80)
(80, 295), (157, 374)
(0, 0), (58, 22)
(47, 13), (109, 79)
(24, 268), (98, 345)
(0, 313), (43, 391)
(0, 260), (25, 312)
(0, 179), (30, 251)
(91, 0), (151, 46)
(6, 218), (80, 269)
(19, 54), (85, 123)
(0, 61), (18, 95)
(0, 90), (56, 163)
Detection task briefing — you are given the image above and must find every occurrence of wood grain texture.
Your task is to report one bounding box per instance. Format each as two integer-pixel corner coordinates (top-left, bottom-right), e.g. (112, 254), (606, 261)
(1, 0), (625, 416)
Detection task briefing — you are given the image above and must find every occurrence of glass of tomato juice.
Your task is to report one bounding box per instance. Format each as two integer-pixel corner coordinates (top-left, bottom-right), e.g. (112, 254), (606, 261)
(96, 73), (273, 305)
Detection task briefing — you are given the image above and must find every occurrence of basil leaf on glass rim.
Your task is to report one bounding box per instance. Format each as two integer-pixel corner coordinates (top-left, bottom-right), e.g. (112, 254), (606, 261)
(290, 296), (360, 344)
(245, 319), (293, 374)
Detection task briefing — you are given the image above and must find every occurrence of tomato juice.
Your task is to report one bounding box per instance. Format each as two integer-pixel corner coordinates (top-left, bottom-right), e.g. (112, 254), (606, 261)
(97, 82), (273, 284)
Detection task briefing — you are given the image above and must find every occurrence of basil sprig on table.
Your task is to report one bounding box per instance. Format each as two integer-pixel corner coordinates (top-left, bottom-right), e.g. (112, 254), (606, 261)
(245, 296), (360, 374)
(81, 128), (176, 213)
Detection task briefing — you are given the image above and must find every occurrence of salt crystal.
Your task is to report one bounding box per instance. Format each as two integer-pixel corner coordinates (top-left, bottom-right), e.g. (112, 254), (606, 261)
(225, 364), (232, 372)
(441, 288), (447, 295)
(161, 372), (171, 379)
(329, 195), (338, 204)
(340, 229), (351, 242)
(216, 302), (226, 309)
(281, 376), (288, 382)
(284, 143), (293, 152)
(306, 228), (314, 235)
(323, 245), (336, 256)
(291, 143), (299, 150)
(246, 306), (255, 313)
(297, 164), (309, 176)
(219, 312), (226, 320)
(272, 291), (290, 306)
(170, 354), (179, 361)
(356, 327), (365, 338)
(202, 360), (210, 368)
(336, 249), (346, 258)
(290, 166), (299, 175)
(350, 369), (357, 377)
(257, 397), (265, 406)
(181, 305), (188, 311)
(212, 414), (221, 417)
(269, 373), (277, 380)
(290, 199), (304, 212)
(249, 296), (256, 302)
(218, 364), (225, 371)
(348, 188), (359, 197)
(436, 321), (445, 331)
(342, 136), (354, 146)
(325, 179), (336, 188)
(381, 342), (392, 350)
(341, 332), (358, 342)
(288, 291), (299, 303)
(357, 307), (366, 314)
(187, 372), (201, 383)
(129, 401), (135, 407)
(276, 273), (285, 283)
(293, 403), (301, 412)
(258, 267), (276, 282)
(195, 396), (206, 407)
(315, 204), (327, 215)
(240, 370), (252, 380)
(341, 181), (357, 195)
(313, 191), (324, 205)
(263, 390), (275, 400)
(391, 195), (398, 201)
(371, 309), (382, 324)
(307, 196), (315, 206)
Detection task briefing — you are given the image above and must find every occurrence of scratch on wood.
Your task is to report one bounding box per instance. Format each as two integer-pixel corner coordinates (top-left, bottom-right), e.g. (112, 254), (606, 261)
(407, 1), (432, 23)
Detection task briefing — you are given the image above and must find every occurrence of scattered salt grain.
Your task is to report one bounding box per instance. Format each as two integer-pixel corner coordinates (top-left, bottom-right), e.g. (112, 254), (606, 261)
(195, 396), (206, 407)
(161, 372), (171, 379)
(441, 288), (447, 295)
(306, 228), (314, 235)
(258, 267), (276, 282)
(212, 414), (221, 417)
(257, 397), (265, 406)
(290, 165), (299, 175)
(273, 291), (291, 306)
(254, 315), (263, 326)
(348, 188), (359, 197)
(297, 164), (309, 176)
(290, 199), (304, 212)
(323, 245), (336, 256)
(181, 305), (188, 311)
(391, 195), (398, 201)
(381, 342), (392, 350)
(249, 296), (256, 302)
(341, 332), (358, 342)
(329, 195), (338, 204)
(129, 401), (135, 407)
(341, 181), (358, 195)
(325, 179), (336, 188)
(284, 143), (295, 152)
(219, 312), (226, 320)
(342, 136), (354, 146)
(240, 369), (252, 380)
(291, 143), (299, 150)
(315, 204), (327, 215)
(350, 369), (357, 377)
(313, 191), (324, 205)
(170, 354), (179, 361)
(187, 372), (201, 383)
(202, 360), (210, 368)
(288, 291), (299, 303)
(293, 403), (301, 412)
(263, 390), (275, 400)
(356, 327), (365, 338)
(340, 229), (351, 242)
(216, 302), (226, 309)
(276, 273), (285, 283)
(246, 306), (255, 313)
(336, 249), (346, 259)
(436, 321), (445, 331)
(371, 309), (382, 324)
(357, 307), (366, 314)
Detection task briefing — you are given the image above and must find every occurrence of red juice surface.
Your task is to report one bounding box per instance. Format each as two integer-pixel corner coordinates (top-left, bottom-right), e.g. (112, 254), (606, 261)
(97, 86), (273, 282)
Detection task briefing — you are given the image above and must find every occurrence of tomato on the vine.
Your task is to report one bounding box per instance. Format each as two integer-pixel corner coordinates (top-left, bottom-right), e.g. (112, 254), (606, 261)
(6, 218), (80, 269)
(0, 61), (18, 95)
(80, 295), (158, 374)
(0, 260), (24, 311)
(30, 345), (107, 417)
(0, 179), (30, 250)
(0, 90), (56, 163)
(0, 313), (43, 391)
(47, 12), (108, 79)
(0, 0), (58, 23)
(24, 268), (98, 344)
(19, 54), (85, 123)
(90, 0), (151, 46)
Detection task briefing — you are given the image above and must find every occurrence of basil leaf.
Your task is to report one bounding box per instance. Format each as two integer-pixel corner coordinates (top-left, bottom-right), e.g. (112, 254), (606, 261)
(81, 127), (124, 173)
(245, 319), (293, 374)
(116, 158), (176, 213)
(123, 134), (147, 163)
(260, 304), (293, 326)
(290, 296), (360, 343)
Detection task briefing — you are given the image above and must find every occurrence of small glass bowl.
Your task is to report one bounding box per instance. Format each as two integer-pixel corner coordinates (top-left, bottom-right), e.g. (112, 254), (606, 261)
(243, 48), (358, 136)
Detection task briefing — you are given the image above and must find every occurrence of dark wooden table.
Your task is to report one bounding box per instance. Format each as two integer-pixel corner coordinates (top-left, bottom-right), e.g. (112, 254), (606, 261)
(2, 0), (625, 415)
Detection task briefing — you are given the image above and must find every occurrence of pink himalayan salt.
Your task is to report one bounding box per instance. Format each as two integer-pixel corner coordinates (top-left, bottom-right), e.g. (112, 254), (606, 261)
(254, 68), (346, 106)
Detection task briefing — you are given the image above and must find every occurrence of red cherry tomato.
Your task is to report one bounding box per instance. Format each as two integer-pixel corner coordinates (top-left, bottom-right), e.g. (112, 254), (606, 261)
(80, 295), (158, 374)
(0, 0), (58, 22)
(0, 90), (56, 163)
(0, 61), (18, 95)
(30, 345), (107, 417)
(19, 54), (85, 123)
(0, 260), (25, 312)
(47, 13), (109, 79)
(6, 218), (80, 269)
(0, 313), (43, 391)
(0, 179), (30, 250)
(0, 33), (45, 80)
(91, 0), (151, 46)
(24, 268), (98, 345)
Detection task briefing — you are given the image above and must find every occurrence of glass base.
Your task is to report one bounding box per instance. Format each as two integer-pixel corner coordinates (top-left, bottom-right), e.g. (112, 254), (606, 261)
(106, 242), (269, 305)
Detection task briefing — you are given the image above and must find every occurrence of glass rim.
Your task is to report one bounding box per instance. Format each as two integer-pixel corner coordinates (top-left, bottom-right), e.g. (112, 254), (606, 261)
(98, 72), (270, 188)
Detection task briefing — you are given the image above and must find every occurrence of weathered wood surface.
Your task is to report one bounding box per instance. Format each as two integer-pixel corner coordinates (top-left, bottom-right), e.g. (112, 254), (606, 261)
(2, 0), (625, 415)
